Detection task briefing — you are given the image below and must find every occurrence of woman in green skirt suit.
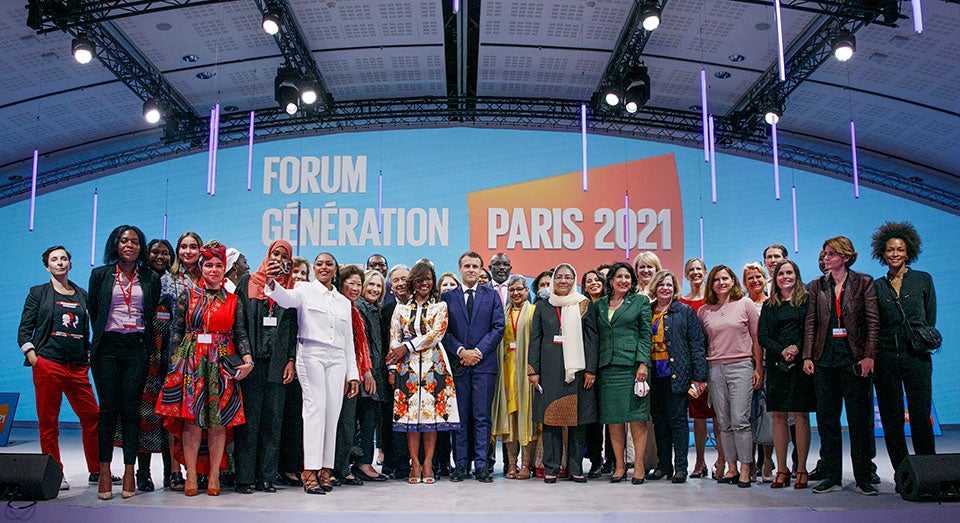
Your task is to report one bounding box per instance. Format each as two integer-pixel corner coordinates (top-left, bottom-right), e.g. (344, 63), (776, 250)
(596, 262), (652, 484)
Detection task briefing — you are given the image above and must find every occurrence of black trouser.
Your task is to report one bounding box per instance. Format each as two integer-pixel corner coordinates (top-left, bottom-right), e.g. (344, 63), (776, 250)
(433, 431), (452, 471)
(381, 397), (410, 476)
(584, 423), (603, 466)
(278, 379), (304, 476)
(542, 424), (585, 477)
(875, 349), (936, 472)
(235, 362), (286, 484)
(356, 397), (381, 464)
(334, 394), (358, 477)
(92, 332), (148, 465)
(650, 376), (690, 474)
(813, 365), (875, 484)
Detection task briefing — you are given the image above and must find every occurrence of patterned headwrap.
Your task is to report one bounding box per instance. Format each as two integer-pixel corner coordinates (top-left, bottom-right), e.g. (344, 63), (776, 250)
(200, 240), (227, 267)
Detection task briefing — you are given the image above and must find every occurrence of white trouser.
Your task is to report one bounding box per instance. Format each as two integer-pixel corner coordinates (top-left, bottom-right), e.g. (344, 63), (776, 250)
(297, 341), (346, 470)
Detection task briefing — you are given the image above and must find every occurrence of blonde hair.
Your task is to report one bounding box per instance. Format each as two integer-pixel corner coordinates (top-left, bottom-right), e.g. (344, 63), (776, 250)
(649, 270), (681, 300)
(742, 262), (767, 283)
(362, 269), (385, 306)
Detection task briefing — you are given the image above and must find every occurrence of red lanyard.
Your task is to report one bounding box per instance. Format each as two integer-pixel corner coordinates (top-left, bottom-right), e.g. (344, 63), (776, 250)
(554, 306), (563, 329)
(115, 265), (135, 313)
(834, 284), (844, 324)
(510, 307), (521, 335)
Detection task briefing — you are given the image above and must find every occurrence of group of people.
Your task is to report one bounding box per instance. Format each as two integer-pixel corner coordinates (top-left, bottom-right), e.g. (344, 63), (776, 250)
(17, 221), (938, 499)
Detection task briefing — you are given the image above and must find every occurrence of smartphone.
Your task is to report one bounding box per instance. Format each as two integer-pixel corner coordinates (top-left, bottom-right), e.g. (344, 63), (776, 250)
(278, 260), (292, 274)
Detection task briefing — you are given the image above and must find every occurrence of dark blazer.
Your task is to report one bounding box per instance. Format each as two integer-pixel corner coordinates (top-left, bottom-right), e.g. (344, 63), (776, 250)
(874, 269), (936, 353)
(88, 263), (161, 356)
(17, 281), (90, 365)
(660, 299), (708, 395)
(596, 292), (652, 369)
(235, 274), (298, 384)
(803, 269), (879, 363)
(441, 285), (506, 375)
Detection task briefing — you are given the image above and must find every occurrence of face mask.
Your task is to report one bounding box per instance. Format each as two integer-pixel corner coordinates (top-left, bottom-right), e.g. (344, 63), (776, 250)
(537, 288), (550, 300)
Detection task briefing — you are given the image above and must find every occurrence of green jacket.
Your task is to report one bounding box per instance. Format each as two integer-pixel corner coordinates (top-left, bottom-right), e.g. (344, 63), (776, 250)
(596, 292), (652, 369)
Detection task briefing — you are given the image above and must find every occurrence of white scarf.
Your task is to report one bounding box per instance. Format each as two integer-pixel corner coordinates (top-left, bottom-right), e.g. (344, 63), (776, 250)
(548, 264), (587, 383)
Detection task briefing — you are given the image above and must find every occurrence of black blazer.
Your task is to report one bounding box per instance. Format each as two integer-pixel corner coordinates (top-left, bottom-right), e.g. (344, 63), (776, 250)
(17, 281), (90, 365)
(88, 263), (160, 356)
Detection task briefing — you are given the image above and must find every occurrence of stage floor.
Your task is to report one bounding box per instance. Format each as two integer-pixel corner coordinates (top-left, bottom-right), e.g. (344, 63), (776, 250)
(2, 425), (959, 523)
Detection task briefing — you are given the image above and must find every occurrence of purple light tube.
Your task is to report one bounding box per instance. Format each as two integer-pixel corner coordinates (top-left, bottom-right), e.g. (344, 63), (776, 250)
(581, 103), (588, 192)
(378, 172), (384, 234)
(709, 115), (717, 203)
(90, 190), (98, 266)
(453, 0), (460, 14)
(774, 0), (786, 82)
(295, 201), (302, 256)
(624, 192), (630, 260)
(701, 69), (709, 162)
(207, 107), (214, 194)
(772, 122), (781, 200)
(791, 186), (799, 253)
(699, 216), (705, 261)
(850, 120), (860, 198)
(29, 149), (38, 231)
(247, 111), (255, 191)
(911, 0), (923, 34)
(211, 104), (220, 196)
(162, 213), (168, 240)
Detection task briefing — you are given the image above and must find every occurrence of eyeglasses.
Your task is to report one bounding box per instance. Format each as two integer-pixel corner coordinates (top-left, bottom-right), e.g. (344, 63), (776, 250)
(554, 275), (575, 282)
(508, 287), (527, 293)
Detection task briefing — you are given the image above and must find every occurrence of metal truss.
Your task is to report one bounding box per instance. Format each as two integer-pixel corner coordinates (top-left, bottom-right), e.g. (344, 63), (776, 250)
(595, 0), (669, 98)
(3, 96), (956, 213)
(253, 0), (331, 111)
(726, 1), (900, 135)
(26, 0), (235, 34)
(731, 0), (902, 26)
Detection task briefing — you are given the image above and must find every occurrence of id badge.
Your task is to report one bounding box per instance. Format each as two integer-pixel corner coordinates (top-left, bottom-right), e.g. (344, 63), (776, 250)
(197, 333), (213, 344)
(156, 312), (171, 321)
(509, 342), (517, 351)
(553, 335), (564, 345)
(263, 316), (278, 327)
(832, 328), (847, 338)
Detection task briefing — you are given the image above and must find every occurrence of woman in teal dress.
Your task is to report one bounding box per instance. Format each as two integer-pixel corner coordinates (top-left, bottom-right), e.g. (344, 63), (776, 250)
(596, 262), (652, 484)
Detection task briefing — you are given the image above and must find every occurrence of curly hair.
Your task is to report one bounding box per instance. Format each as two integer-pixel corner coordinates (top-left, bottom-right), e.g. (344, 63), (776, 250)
(871, 221), (922, 265)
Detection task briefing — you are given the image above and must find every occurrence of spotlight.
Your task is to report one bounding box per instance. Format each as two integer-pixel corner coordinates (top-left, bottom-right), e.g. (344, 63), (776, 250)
(71, 33), (95, 64)
(604, 89), (621, 107)
(275, 69), (300, 115)
(641, 5), (661, 31)
(763, 104), (782, 126)
(831, 32), (856, 62)
(299, 79), (318, 105)
(623, 67), (651, 114)
(262, 10), (281, 35)
(143, 98), (162, 124)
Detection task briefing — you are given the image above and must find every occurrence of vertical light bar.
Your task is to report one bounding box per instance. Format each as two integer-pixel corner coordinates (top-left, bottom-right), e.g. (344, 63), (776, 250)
(911, 0), (923, 34)
(29, 149), (38, 231)
(453, 0), (460, 14)
(581, 103), (588, 192)
(708, 115), (717, 203)
(624, 192), (630, 260)
(774, 0), (786, 81)
(90, 190), (98, 266)
(772, 122), (781, 200)
(378, 171), (383, 234)
(850, 120), (860, 198)
(162, 213), (168, 240)
(791, 185), (799, 253)
(700, 69), (709, 162)
(210, 103), (220, 196)
(295, 201), (302, 256)
(206, 107), (214, 194)
(698, 216), (705, 261)
(247, 111), (255, 191)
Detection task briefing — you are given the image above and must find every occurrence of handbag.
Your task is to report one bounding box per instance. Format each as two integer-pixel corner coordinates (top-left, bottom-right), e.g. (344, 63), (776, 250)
(751, 388), (774, 445)
(220, 353), (245, 378)
(888, 280), (942, 355)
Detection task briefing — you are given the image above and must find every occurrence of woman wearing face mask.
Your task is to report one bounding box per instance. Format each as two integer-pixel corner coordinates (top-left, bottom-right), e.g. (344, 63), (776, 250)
(528, 264), (599, 484)
(265, 253), (359, 494)
(156, 240), (252, 497)
(18, 245), (99, 492)
(492, 275), (539, 480)
(88, 225), (161, 500)
(353, 269), (390, 482)
(698, 265), (762, 488)
(232, 240), (298, 494)
(333, 266), (374, 487)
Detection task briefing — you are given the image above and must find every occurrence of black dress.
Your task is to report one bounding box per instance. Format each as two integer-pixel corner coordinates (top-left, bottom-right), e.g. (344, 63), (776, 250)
(758, 300), (816, 413)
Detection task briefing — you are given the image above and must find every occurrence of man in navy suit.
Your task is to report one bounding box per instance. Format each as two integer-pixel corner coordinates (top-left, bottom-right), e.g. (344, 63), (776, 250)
(443, 252), (505, 482)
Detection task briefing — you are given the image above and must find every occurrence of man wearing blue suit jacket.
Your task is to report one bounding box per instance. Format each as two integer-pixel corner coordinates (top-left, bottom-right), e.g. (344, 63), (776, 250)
(442, 252), (505, 482)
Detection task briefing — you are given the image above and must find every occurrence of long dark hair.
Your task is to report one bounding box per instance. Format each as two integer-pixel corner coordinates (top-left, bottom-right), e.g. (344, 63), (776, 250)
(605, 262), (638, 298)
(103, 225), (148, 266)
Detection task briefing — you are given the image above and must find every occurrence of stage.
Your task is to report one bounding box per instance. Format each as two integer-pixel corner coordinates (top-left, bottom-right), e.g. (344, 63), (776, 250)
(3, 425), (959, 523)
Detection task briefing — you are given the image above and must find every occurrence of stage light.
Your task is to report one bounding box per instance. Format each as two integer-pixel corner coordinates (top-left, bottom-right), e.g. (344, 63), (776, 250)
(143, 98), (162, 124)
(623, 67), (651, 114)
(262, 11), (281, 35)
(641, 5), (660, 31)
(300, 79), (318, 105)
(275, 70), (300, 115)
(604, 90), (621, 107)
(72, 33), (94, 64)
(832, 32), (856, 62)
(763, 104), (781, 126)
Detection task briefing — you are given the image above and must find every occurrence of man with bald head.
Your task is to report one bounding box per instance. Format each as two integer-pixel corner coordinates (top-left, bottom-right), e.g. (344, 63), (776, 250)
(489, 252), (513, 306)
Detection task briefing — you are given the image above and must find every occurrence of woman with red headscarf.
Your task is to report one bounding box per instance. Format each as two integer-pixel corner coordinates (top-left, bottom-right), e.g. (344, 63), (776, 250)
(232, 240), (299, 494)
(156, 240), (253, 496)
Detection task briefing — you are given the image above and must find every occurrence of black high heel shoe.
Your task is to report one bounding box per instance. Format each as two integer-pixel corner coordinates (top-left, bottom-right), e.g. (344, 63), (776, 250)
(168, 472), (185, 492)
(301, 471), (325, 495)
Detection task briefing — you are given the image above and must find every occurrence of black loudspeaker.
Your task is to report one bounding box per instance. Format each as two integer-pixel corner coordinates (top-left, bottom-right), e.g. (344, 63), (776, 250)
(0, 453), (60, 501)
(896, 453), (960, 502)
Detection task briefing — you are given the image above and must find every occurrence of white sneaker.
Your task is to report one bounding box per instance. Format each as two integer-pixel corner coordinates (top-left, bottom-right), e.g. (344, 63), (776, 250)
(60, 476), (70, 490)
